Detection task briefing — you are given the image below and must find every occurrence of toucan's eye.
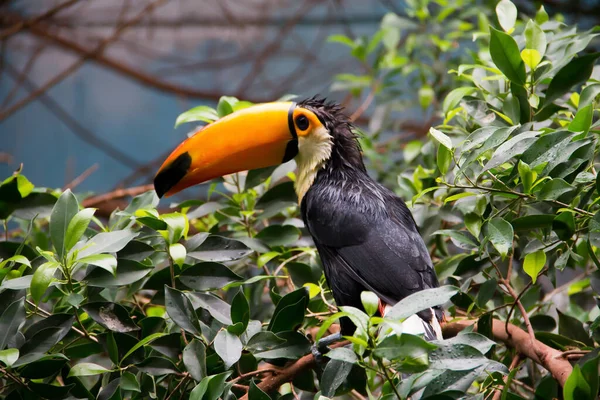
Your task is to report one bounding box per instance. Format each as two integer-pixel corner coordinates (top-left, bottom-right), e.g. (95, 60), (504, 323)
(295, 115), (309, 131)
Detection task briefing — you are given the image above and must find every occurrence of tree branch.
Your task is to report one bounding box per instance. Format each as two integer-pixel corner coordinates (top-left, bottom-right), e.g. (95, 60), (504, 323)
(237, 341), (349, 400)
(443, 319), (572, 387)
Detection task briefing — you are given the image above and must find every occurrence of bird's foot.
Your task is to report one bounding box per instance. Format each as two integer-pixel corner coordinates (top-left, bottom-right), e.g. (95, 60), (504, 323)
(311, 332), (343, 364)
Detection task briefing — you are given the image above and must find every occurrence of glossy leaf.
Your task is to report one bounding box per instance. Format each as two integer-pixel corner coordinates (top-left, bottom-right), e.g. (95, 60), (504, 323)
(0, 296), (25, 350)
(164, 285), (201, 335)
(489, 27), (526, 85)
(487, 217), (513, 258)
(214, 329), (243, 368)
(179, 262), (243, 291)
(183, 339), (207, 381)
(81, 302), (140, 333)
(49, 189), (79, 260)
(523, 251), (546, 283)
(64, 208), (95, 252)
(68, 362), (111, 377)
(30, 261), (60, 303)
(544, 53), (600, 106)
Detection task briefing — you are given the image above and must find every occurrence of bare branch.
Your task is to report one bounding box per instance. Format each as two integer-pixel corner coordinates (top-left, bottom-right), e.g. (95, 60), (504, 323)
(443, 319), (572, 387)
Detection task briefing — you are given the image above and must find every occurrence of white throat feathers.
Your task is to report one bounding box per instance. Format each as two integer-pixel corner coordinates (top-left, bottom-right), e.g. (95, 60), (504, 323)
(294, 125), (333, 203)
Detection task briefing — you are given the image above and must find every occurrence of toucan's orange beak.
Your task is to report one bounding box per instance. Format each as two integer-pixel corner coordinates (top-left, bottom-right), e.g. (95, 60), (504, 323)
(154, 102), (299, 198)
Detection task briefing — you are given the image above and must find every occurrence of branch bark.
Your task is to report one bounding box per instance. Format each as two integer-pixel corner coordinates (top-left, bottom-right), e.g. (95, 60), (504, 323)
(238, 318), (572, 399)
(443, 319), (572, 387)
(237, 341), (349, 400)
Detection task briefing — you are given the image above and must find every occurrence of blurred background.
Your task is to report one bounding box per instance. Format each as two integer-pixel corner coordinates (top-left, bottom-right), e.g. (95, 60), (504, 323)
(2, 0), (600, 200)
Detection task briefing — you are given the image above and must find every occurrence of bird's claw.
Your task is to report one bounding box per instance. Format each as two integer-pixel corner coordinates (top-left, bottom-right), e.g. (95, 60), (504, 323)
(311, 332), (343, 364)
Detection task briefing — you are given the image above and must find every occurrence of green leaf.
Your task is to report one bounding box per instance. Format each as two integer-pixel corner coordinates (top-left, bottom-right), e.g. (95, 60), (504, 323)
(419, 85), (434, 109)
(164, 285), (201, 335)
(580, 355), (600, 400)
(568, 104), (593, 137)
(521, 49), (542, 69)
(558, 311), (594, 346)
(554, 212), (576, 241)
(190, 372), (233, 400)
(489, 27), (526, 85)
(255, 225), (301, 247)
(502, 93), (520, 125)
(175, 105), (218, 127)
(579, 83), (600, 109)
(268, 288), (309, 333)
(328, 34), (356, 48)
(183, 339), (207, 381)
(464, 213), (482, 238)
(496, 0), (517, 32)
(187, 235), (252, 262)
(563, 365), (592, 400)
(518, 160), (535, 193)
(169, 243), (186, 267)
(77, 253), (117, 276)
(437, 145), (452, 175)
(247, 331), (310, 359)
(30, 261), (60, 303)
(429, 343), (491, 371)
(245, 166), (278, 190)
(429, 127), (453, 150)
(81, 302), (140, 333)
(64, 208), (95, 253)
(386, 286), (458, 321)
(214, 329), (242, 368)
(326, 347), (358, 364)
(85, 259), (152, 287)
(321, 359), (353, 397)
(68, 362), (111, 377)
(78, 229), (139, 258)
(361, 291), (379, 317)
(487, 217), (513, 258)
(249, 380), (272, 400)
(120, 332), (168, 364)
(0, 255), (31, 269)
(524, 20), (546, 57)
(121, 371), (140, 392)
(442, 87), (476, 114)
(535, 5), (549, 24)
(230, 291), (250, 333)
(179, 262), (243, 291)
(523, 250), (546, 283)
(161, 212), (188, 244)
(545, 53), (600, 106)
(136, 356), (179, 376)
(50, 189), (79, 260)
(484, 131), (539, 172)
(374, 333), (436, 372)
(538, 178), (574, 200)
(0, 348), (18, 367)
(217, 96), (236, 117)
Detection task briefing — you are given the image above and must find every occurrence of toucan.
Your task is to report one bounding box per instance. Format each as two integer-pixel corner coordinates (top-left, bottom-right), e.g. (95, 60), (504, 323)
(154, 98), (443, 344)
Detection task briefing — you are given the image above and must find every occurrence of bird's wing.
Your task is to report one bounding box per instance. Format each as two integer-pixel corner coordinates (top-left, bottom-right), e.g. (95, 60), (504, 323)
(304, 189), (442, 338)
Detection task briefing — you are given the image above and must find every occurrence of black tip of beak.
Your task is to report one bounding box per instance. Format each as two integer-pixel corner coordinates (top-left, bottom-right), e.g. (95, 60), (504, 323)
(153, 152), (192, 198)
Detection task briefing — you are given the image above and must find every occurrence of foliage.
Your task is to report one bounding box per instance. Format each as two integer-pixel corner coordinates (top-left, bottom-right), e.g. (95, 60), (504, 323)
(1, 1), (600, 399)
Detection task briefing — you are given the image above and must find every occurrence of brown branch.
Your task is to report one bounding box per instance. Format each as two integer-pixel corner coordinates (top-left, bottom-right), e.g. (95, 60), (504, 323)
(0, 0), (80, 40)
(238, 340), (349, 400)
(443, 319), (572, 387)
(63, 163), (99, 191)
(0, 15), (269, 113)
(3, 62), (141, 169)
(0, 0), (169, 121)
(82, 184), (154, 207)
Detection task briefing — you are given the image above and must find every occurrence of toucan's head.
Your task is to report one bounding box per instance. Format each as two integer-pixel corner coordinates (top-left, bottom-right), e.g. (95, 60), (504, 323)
(154, 98), (360, 199)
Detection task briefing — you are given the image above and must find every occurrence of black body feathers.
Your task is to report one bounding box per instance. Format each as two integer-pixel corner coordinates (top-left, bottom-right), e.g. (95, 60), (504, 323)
(298, 98), (442, 338)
